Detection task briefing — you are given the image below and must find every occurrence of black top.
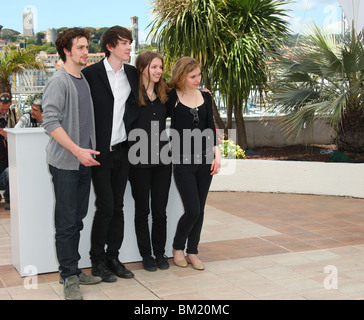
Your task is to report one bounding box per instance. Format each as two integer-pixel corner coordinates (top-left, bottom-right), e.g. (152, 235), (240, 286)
(174, 100), (207, 131)
(128, 95), (171, 167)
(167, 89), (217, 164)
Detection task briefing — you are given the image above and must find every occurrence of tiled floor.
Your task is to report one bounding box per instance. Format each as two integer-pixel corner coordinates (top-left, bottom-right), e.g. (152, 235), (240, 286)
(1, 191), (364, 300)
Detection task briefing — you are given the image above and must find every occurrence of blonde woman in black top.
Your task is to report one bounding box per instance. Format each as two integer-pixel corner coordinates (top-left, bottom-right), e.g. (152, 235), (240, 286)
(168, 57), (221, 270)
(128, 51), (172, 271)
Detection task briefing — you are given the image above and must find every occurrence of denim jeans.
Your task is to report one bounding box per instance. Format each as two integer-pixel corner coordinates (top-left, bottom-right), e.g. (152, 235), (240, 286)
(0, 168), (9, 202)
(129, 164), (172, 257)
(49, 164), (92, 280)
(172, 163), (213, 254)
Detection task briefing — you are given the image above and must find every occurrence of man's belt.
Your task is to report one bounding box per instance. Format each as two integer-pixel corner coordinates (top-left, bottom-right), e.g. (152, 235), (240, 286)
(109, 140), (128, 151)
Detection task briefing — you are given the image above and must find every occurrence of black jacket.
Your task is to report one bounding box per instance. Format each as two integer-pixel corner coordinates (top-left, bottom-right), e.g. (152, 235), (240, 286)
(82, 59), (140, 164)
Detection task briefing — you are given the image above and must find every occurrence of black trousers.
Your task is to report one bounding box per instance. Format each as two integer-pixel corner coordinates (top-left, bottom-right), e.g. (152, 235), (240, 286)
(129, 164), (172, 257)
(90, 145), (129, 263)
(172, 163), (213, 254)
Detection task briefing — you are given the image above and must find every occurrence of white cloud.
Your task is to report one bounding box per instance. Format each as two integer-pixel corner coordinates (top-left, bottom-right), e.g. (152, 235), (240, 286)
(288, 15), (316, 34)
(284, 0), (342, 34)
(320, 0), (338, 4)
(290, 0), (337, 10)
(138, 30), (148, 44)
(288, 0), (318, 11)
(323, 20), (343, 34)
(299, 0), (317, 11)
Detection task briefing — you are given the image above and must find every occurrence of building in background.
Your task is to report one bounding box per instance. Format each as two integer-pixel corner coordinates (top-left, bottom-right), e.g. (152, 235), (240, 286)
(8, 13), (140, 106)
(23, 12), (34, 38)
(87, 52), (105, 65)
(131, 16), (139, 50)
(46, 28), (57, 43)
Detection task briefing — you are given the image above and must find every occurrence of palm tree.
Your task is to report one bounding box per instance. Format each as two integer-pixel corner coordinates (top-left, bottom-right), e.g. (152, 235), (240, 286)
(148, 0), (289, 149)
(148, 0), (227, 133)
(0, 44), (45, 94)
(270, 26), (364, 154)
(212, 0), (289, 148)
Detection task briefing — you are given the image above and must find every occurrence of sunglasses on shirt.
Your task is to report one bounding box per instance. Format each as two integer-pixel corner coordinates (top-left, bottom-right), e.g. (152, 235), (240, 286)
(190, 108), (199, 126)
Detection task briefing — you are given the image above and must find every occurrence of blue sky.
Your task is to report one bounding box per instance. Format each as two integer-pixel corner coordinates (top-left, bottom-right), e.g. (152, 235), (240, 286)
(1, 0), (343, 43)
(1, 0), (154, 42)
(285, 0), (343, 34)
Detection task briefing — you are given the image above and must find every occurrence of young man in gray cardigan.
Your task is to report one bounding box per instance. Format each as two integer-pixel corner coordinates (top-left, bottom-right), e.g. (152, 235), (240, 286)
(42, 27), (102, 300)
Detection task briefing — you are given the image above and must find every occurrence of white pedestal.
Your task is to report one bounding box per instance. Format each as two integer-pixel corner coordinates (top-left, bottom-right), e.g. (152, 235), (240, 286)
(7, 128), (183, 277)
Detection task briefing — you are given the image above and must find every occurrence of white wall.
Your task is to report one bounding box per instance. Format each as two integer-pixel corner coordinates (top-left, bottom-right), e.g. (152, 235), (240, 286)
(211, 159), (364, 199)
(7, 128), (183, 276)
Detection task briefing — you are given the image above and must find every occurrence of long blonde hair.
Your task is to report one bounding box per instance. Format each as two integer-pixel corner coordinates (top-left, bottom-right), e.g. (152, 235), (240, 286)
(169, 57), (201, 91)
(136, 51), (168, 106)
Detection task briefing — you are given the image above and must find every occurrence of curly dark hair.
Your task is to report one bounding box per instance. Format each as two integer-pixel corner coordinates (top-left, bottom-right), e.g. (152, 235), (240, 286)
(101, 26), (133, 57)
(56, 27), (91, 62)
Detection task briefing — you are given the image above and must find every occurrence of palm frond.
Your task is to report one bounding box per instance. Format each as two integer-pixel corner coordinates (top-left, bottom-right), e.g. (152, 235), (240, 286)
(0, 44), (45, 93)
(271, 24), (364, 142)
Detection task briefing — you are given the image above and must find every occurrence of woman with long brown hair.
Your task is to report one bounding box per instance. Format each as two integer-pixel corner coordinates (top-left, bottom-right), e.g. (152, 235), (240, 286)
(128, 51), (172, 272)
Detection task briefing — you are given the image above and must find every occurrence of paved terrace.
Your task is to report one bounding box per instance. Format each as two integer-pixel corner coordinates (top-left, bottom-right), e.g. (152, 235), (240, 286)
(1, 191), (364, 300)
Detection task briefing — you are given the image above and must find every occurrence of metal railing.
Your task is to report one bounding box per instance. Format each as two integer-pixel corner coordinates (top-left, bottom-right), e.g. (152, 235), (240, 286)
(11, 86), (43, 113)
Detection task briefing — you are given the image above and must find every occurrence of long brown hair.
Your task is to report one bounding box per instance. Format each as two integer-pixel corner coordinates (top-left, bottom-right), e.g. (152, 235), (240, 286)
(169, 57), (201, 91)
(136, 51), (168, 106)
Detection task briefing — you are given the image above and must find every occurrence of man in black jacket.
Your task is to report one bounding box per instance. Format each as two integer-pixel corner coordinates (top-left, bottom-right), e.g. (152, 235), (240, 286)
(82, 26), (139, 282)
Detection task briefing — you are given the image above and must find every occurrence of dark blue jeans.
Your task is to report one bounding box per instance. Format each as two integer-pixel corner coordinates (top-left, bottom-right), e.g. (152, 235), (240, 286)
(172, 163), (213, 254)
(49, 164), (92, 280)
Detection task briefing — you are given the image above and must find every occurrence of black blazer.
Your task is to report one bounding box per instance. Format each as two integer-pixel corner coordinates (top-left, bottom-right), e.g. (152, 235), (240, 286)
(82, 59), (140, 163)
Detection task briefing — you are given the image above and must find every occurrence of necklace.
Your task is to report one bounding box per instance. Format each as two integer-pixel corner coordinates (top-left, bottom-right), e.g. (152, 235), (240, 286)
(146, 90), (156, 101)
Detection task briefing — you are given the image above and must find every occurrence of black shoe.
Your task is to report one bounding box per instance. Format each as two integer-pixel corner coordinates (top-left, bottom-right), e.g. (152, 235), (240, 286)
(155, 254), (170, 270)
(142, 256), (157, 272)
(106, 258), (134, 279)
(91, 261), (117, 283)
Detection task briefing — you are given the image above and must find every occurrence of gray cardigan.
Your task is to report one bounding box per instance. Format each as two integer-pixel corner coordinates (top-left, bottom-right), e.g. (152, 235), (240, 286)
(42, 67), (96, 170)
